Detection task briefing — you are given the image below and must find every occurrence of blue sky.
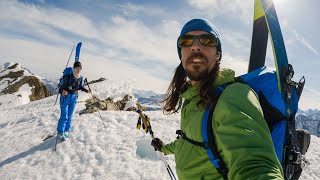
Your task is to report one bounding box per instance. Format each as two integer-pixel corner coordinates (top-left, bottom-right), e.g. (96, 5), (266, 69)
(0, 0), (319, 110)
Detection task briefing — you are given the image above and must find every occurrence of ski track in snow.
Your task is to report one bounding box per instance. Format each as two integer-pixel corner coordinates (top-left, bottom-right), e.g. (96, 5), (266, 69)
(0, 96), (319, 179)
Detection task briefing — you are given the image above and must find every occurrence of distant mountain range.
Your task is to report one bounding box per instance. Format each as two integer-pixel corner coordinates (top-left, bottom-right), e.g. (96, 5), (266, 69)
(132, 89), (163, 111)
(296, 111), (320, 137)
(132, 89), (320, 137)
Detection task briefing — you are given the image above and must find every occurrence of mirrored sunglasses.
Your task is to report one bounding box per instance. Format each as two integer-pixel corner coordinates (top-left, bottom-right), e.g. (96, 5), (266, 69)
(178, 34), (218, 47)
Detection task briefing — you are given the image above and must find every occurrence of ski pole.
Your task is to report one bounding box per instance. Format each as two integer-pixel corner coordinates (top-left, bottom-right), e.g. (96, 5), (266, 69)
(84, 78), (108, 131)
(53, 43), (76, 107)
(136, 109), (177, 180)
(65, 43), (76, 69)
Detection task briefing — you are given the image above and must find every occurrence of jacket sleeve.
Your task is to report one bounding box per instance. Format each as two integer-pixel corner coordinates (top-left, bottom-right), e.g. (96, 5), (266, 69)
(160, 138), (181, 155)
(78, 77), (89, 93)
(214, 83), (284, 180)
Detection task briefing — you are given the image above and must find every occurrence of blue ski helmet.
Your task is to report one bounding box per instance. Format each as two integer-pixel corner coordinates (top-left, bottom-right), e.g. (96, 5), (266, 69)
(177, 18), (222, 60)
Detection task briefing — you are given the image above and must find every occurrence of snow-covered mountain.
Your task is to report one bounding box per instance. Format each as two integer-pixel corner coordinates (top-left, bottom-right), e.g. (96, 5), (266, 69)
(0, 77), (319, 179)
(298, 109), (320, 116)
(0, 62), (52, 110)
(296, 109), (320, 137)
(296, 114), (320, 137)
(132, 89), (163, 111)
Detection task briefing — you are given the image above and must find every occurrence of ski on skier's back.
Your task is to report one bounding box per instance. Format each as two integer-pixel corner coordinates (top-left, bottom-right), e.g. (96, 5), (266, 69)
(53, 42), (82, 106)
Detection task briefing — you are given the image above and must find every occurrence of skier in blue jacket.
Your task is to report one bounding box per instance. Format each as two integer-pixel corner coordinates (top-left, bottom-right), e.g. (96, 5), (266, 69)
(57, 61), (91, 140)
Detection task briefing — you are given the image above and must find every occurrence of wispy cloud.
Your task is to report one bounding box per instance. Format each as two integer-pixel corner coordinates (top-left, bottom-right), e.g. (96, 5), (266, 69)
(186, 0), (252, 23)
(299, 86), (320, 110)
(99, 16), (179, 65)
(115, 2), (168, 18)
(0, 1), (181, 91)
(293, 30), (319, 56)
(0, 0), (318, 99)
(0, 1), (100, 45)
(1, 1), (182, 66)
(220, 53), (248, 75)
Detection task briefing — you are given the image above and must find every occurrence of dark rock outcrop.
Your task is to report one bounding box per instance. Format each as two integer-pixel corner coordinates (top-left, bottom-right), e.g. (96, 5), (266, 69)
(0, 63), (52, 103)
(79, 95), (145, 115)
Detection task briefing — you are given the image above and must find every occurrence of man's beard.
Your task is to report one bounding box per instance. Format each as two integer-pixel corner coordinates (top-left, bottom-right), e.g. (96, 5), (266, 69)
(185, 66), (209, 81)
(185, 52), (210, 81)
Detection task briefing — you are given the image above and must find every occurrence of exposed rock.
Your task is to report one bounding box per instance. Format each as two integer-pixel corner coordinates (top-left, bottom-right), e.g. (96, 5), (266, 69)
(88, 78), (106, 85)
(1, 76), (52, 101)
(79, 95), (145, 115)
(0, 63), (52, 104)
(0, 70), (24, 82)
(7, 63), (19, 69)
(115, 95), (132, 110)
(106, 103), (119, 111)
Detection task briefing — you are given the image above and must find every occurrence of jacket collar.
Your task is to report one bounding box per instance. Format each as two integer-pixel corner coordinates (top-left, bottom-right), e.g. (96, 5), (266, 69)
(181, 68), (235, 100)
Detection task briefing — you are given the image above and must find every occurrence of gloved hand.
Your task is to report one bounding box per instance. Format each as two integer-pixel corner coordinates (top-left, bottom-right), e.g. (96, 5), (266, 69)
(62, 90), (68, 96)
(151, 138), (164, 151)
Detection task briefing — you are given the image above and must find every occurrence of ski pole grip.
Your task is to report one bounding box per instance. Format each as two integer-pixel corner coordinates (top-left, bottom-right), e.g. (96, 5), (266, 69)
(137, 110), (150, 131)
(84, 78), (91, 90)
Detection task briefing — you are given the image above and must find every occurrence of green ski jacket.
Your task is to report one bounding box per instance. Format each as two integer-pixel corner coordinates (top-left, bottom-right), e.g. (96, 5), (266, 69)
(161, 69), (284, 180)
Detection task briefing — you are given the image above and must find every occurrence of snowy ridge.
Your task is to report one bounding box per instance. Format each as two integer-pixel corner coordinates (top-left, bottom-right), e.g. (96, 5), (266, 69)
(0, 63), (45, 109)
(300, 135), (320, 179)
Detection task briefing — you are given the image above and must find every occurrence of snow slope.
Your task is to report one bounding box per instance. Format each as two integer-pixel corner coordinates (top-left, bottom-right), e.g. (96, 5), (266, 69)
(0, 80), (319, 180)
(0, 79), (179, 180)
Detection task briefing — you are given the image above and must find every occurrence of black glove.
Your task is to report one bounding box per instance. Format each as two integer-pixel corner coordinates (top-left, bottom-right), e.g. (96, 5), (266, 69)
(151, 138), (164, 151)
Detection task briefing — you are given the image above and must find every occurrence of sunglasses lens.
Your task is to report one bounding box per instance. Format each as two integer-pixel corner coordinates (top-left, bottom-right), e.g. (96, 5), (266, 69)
(199, 35), (218, 47)
(178, 35), (194, 47)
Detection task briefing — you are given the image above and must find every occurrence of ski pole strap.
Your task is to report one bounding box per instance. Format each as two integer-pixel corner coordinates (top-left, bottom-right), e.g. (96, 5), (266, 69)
(176, 130), (205, 148)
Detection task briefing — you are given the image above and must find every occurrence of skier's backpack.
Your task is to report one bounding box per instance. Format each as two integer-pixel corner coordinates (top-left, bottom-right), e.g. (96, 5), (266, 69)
(58, 67), (73, 89)
(177, 66), (311, 180)
(203, 67), (310, 180)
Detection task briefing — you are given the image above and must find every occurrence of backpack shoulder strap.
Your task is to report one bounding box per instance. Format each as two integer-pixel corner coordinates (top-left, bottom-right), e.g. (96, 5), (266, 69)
(67, 73), (73, 86)
(201, 83), (236, 180)
(202, 103), (228, 180)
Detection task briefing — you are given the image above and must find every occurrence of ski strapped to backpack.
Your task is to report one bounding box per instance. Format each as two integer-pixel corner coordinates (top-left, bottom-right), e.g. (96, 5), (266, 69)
(250, 0), (311, 179)
(53, 42), (82, 106)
